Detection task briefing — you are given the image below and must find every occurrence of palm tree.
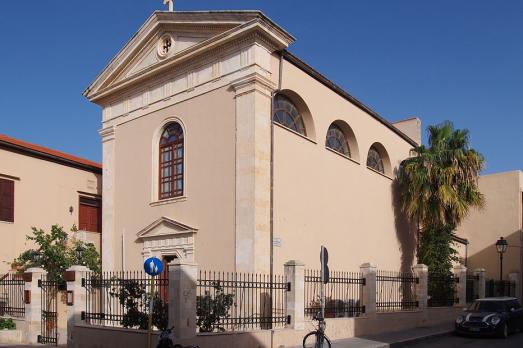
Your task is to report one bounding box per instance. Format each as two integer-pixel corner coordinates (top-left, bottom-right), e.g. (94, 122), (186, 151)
(398, 122), (485, 268)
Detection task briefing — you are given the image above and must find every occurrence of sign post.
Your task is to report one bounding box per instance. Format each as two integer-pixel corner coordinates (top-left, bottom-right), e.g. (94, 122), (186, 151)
(144, 257), (164, 348)
(320, 246), (329, 319)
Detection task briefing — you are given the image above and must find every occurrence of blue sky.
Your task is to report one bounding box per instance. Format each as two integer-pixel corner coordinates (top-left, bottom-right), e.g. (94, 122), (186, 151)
(0, 1), (521, 174)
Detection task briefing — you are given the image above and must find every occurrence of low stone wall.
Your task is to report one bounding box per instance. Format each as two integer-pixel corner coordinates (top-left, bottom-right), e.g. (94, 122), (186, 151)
(71, 307), (461, 348)
(0, 317), (27, 344)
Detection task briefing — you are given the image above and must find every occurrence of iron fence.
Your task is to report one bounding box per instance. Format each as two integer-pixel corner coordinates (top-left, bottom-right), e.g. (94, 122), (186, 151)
(0, 274), (25, 318)
(376, 270), (418, 312)
(428, 272), (458, 307)
(82, 271), (169, 330)
(485, 280), (516, 298)
(466, 274), (479, 303)
(196, 270), (287, 332)
(304, 269), (365, 318)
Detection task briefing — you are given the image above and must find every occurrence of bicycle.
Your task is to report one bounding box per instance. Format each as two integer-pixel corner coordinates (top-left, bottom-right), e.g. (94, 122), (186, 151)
(302, 314), (332, 348)
(156, 327), (200, 348)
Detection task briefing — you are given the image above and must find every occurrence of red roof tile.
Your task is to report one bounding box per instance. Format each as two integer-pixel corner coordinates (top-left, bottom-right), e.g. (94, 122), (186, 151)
(0, 134), (102, 171)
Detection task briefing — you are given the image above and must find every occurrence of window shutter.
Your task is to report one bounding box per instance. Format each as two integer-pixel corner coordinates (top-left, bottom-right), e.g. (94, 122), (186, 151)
(0, 179), (14, 222)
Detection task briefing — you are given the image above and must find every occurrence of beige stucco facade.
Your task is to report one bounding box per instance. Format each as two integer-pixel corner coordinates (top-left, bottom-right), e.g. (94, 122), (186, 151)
(85, 11), (419, 274)
(0, 137), (102, 274)
(456, 171), (523, 289)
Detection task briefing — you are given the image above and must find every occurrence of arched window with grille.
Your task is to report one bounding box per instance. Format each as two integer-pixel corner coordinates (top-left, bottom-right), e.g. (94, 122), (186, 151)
(326, 124), (351, 157)
(367, 145), (385, 174)
(159, 122), (184, 199)
(273, 94), (306, 136)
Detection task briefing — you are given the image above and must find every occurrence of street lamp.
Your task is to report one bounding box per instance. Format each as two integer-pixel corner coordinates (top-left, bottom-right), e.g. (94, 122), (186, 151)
(32, 250), (42, 264)
(495, 237), (508, 282)
(75, 245), (85, 265)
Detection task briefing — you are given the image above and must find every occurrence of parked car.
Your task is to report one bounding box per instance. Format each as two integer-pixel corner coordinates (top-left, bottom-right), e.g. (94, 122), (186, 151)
(455, 297), (523, 338)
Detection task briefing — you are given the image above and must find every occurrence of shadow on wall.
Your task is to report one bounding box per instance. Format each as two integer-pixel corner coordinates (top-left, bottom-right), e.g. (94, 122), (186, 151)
(467, 229), (522, 289)
(391, 178), (417, 273)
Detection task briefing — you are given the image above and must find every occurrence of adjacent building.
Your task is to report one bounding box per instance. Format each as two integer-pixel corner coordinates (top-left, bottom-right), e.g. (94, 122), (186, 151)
(0, 135), (102, 274)
(456, 171), (523, 290)
(84, 10), (421, 274)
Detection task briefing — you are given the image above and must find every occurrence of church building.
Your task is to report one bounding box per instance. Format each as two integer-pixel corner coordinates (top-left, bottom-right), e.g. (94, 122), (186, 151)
(84, 10), (421, 274)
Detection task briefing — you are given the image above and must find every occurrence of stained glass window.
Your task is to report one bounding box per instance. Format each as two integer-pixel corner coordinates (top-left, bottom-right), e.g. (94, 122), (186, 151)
(326, 124), (350, 157)
(159, 123), (184, 199)
(367, 146), (385, 174)
(273, 94), (306, 136)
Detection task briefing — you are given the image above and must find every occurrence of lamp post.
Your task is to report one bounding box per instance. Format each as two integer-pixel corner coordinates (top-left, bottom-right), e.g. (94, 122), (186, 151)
(32, 250), (42, 265)
(75, 245), (85, 265)
(495, 237), (508, 282)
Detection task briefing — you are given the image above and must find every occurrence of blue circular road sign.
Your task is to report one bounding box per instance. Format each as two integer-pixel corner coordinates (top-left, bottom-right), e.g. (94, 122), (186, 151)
(144, 257), (163, 276)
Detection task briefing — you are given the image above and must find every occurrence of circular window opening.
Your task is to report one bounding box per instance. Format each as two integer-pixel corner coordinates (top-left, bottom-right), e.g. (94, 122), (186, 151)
(157, 34), (174, 59)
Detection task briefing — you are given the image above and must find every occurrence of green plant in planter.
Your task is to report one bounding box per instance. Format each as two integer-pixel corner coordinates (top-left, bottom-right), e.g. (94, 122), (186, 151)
(0, 318), (16, 330)
(196, 283), (234, 332)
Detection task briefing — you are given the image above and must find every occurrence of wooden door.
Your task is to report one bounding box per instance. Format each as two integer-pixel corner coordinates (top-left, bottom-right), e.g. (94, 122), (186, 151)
(78, 197), (101, 232)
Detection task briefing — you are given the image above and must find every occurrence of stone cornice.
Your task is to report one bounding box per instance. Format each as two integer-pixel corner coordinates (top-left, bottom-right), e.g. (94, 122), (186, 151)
(230, 71), (277, 98)
(98, 126), (115, 142)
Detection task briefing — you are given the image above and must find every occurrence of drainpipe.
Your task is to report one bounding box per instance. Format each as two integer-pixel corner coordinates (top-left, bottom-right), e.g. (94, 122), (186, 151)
(269, 52), (283, 337)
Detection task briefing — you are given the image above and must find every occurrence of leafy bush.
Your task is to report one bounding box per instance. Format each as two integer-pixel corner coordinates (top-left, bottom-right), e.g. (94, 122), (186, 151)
(196, 283), (234, 332)
(0, 318), (16, 330)
(109, 279), (168, 331)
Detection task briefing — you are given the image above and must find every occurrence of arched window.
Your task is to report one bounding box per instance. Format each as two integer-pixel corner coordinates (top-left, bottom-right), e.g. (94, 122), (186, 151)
(273, 94), (306, 136)
(367, 146), (385, 174)
(326, 124), (350, 157)
(159, 123), (184, 199)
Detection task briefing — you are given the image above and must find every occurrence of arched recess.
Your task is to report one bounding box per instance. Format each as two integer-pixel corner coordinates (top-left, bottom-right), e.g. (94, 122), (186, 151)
(273, 89), (316, 141)
(366, 142), (392, 176)
(326, 120), (360, 162)
(151, 117), (187, 202)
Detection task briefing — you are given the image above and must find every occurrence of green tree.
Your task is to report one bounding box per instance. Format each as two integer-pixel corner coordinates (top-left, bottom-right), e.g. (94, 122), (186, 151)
(196, 283), (234, 332)
(12, 225), (101, 282)
(398, 122), (485, 271)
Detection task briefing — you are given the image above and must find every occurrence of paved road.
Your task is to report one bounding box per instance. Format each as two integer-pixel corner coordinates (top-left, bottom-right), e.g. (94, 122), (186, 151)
(402, 332), (523, 347)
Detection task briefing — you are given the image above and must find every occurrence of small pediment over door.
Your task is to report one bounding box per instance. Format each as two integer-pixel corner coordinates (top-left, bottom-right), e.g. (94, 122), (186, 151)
(137, 216), (197, 261)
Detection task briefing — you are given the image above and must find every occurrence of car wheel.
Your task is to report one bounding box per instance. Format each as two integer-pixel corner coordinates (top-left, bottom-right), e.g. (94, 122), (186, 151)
(500, 323), (509, 339)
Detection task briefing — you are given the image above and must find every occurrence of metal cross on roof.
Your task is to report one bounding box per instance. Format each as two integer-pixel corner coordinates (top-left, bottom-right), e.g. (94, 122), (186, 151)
(163, 0), (174, 12)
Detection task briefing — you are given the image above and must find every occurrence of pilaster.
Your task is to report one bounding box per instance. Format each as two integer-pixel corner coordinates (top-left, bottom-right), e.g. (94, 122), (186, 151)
(453, 265), (467, 307)
(360, 263), (377, 316)
(412, 264), (428, 309)
(99, 125), (116, 271)
(24, 267), (47, 344)
(232, 72), (276, 273)
(65, 265), (90, 347)
(284, 260), (305, 330)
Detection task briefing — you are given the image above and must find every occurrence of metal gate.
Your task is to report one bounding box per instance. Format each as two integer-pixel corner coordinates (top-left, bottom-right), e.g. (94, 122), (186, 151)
(37, 277), (65, 345)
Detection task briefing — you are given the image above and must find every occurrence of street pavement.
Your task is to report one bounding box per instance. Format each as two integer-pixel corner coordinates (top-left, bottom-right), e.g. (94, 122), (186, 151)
(401, 332), (523, 347)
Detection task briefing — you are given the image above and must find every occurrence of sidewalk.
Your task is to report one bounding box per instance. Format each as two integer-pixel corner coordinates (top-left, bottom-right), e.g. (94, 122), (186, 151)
(293, 323), (454, 348)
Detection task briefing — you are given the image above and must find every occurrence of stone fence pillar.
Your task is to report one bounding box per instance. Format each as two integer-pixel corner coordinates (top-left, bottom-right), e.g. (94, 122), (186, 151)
(412, 264), (428, 310)
(169, 260), (197, 340)
(360, 263), (377, 316)
(23, 267), (47, 344)
(65, 265), (90, 347)
(284, 260), (305, 330)
(509, 272), (520, 301)
(474, 268), (486, 299)
(453, 265), (467, 307)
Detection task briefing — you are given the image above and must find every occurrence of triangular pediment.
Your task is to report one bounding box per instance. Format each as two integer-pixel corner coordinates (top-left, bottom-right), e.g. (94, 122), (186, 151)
(136, 216), (197, 239)
(84, 11), (295, 103)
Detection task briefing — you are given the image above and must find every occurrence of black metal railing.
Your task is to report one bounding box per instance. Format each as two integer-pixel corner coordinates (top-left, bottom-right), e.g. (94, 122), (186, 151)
(376, 270), (418, 312)
(466, 274), (479, 303)
(428, 272), (458, 307)
(0, 274), (25, 318)
(304, 269), (365, 318)
(196, 271), (287, 332)
(82, 271), (169, 329)
(485, 279), (516, 298)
